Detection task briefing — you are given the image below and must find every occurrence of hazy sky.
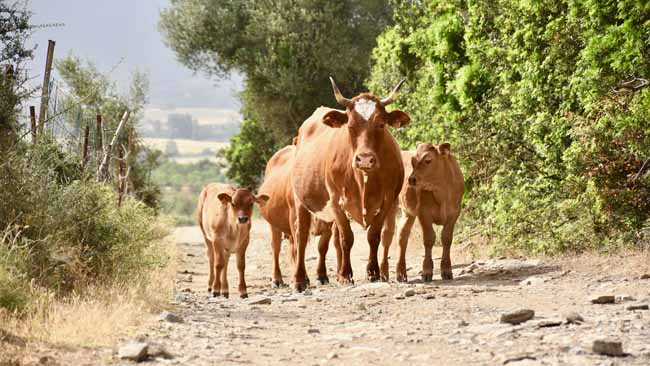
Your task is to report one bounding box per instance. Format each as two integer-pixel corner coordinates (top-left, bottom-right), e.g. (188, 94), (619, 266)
(26, 0), (243, 124)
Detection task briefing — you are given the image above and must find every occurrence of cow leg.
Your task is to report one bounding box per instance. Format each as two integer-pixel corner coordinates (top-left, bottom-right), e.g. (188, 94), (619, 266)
(332, 224), (342, 273)
(440, 221), (456, 280)
(293, 204), (311, 292)
(396, 214), (416, 282)
(380, 204), (398, 282)
(418, 213), (435, 283)
(237, 239), (249, 298)
(220, 252), (230, 298)
(366, 223), (382, 282)
(316, 223), (332, 285)
(212, 247), (225, 297)
(333, 214), (354, 284)
(270, 227), (284, 288)
(206, 240), (215, 294)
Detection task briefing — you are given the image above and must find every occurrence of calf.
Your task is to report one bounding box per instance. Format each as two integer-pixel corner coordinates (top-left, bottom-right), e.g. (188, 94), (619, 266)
(258, 144), (334, 287)
(385, 142), (464, 282)
(197, 183), (269, 298)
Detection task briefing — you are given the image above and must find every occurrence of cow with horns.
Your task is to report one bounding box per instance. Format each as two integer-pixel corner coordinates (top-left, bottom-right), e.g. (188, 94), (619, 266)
(289, 78), (410, 291)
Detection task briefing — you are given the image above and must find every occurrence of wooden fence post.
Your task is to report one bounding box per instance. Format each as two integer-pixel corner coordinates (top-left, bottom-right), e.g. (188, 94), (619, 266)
(95, 114), (103, 162)
(38, 40), (56, 136)
(29, 106), (37, 144)
(97, 111), (130, 183)
(81, 125), (89, 169)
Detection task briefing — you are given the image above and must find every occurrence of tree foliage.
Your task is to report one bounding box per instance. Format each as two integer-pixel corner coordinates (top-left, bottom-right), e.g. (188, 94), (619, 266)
(369, 0), (650, 253)
(159, 0), (393, 188)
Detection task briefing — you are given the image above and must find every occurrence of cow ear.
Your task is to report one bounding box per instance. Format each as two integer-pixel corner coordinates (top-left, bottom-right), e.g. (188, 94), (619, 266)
(386, 110), (410, 128)
(217, 192), (232, 205)
(292, 136), (299, 145)
(255, 194), (270, 208)
(439, 142), (451, 155)
(322, 110), (348, 128)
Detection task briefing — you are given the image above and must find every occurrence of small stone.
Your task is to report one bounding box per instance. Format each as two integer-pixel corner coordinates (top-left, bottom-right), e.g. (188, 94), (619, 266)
(248, 296), (272, 305)
(307, 328), (320, 334)
(303, 288), (312, 296)
(159, 311), (183, 323)
(534, 318), (563, 328)
(424, 294), (435, 300)
(519, 276), (546, 286)
(118, 342), (149, 362)
(457, 320), (469, 328)
(589, 294), (615, 304)
(592, 339), (624, 357)
(404, 289), (416, 297)
(356, 303), (367, 311)
(184, 274), (193, 282)
(625, 303), (649, 311)
(640, 274), (650, 280)
(181, 287), (192, 293)
(393, 294), (405, 300)
(500, 308), (535, 325)
(326, 352), (338, 360)
(564, 311), (584, 324)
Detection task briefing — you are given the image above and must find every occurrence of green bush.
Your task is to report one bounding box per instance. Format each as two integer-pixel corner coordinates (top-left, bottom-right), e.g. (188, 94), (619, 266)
(0, 141), (166, 312)
(369, 0), (650, 254)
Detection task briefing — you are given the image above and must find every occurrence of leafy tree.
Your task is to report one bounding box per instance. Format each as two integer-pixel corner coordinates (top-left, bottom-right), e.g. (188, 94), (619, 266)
(159, 0), (393, 187)
(369, 0), (650, 253)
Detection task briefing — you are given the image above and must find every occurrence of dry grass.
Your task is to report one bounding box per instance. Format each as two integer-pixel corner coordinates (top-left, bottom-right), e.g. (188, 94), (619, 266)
(0, 235), (178, 353)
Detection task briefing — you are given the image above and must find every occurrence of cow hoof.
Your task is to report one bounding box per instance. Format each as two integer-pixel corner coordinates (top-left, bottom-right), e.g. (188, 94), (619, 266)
(380, 274), (389, 282)
(441, 271), (454, 281)
(421, 273), (433, 283)
(208, 287), (212, 293)
(222, 292), (229, 299)
(212, 291), (220, 297)
(240, 293), (248, 299)
(396, 273), (408, 283)
(294, 282), (307, 293)
(271, 280), (284, 289)
(317, 276), (329, 286)
(337, 275), (354, 285)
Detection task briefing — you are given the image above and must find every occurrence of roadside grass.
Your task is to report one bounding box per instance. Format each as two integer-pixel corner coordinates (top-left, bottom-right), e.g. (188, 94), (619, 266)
(0, 222), (178, 350)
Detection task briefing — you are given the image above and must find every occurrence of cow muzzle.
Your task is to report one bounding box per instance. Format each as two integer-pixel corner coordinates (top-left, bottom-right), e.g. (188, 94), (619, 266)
(408, 176), (417, 186)
(354, 153), (378, 171)
(238, 216), (249, 224)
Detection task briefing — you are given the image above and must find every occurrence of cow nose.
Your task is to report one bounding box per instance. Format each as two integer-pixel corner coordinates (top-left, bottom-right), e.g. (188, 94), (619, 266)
(354, 153), (377, 170)
(408, 176), (417, 186)
(238, 216), (249, 224)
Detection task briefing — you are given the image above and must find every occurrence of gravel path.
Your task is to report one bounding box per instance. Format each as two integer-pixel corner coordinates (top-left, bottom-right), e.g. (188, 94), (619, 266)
(125, 224), (650, 366)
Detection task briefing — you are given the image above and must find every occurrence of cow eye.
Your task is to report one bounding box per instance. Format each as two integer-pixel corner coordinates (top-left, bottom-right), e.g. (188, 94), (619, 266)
(425, 159), (432, 164)
(378, 123), (385, 129)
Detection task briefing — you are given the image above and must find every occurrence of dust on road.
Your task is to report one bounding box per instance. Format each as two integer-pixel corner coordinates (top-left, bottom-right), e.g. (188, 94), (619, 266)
(128, 222), (650, 366)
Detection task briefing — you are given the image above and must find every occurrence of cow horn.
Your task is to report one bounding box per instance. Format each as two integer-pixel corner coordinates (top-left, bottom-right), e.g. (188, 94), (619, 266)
(380, 78), (407, 106)
(329, 76), (353, 108)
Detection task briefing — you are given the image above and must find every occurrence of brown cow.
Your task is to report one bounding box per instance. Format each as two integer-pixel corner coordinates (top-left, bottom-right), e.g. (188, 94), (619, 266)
(197, 183), (269, 298)
(386, 142), (464, 282)
(258, 144), (334, 287)
(290, 78), (410, 292)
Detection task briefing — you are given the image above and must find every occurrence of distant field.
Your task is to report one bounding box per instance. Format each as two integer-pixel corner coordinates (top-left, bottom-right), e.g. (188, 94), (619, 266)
(141, 138), (228, 155)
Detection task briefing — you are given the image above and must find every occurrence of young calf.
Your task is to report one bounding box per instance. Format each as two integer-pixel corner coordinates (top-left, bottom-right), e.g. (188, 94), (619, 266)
(386, 142), (464, 282)
(197, 183), (269, 298)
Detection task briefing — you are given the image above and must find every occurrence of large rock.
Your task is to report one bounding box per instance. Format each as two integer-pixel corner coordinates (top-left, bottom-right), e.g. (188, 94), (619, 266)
(592, 339), (624, 357)
(589, 294), (615, 304)
(500, 309), (535, 325)
(118, 342), (149, 362)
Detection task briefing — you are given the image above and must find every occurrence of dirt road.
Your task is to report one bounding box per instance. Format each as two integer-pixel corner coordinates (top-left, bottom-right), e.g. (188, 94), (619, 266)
(118, 222), (650, 366)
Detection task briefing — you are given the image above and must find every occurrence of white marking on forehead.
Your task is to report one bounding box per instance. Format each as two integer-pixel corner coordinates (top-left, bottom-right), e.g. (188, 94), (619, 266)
(354, 99), (376, 120)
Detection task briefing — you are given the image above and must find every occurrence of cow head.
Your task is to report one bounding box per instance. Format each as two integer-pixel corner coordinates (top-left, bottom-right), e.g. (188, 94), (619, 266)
(408, 142), (452, 188)
(218, 188), (269, 225)
(323, 77), (410, 173)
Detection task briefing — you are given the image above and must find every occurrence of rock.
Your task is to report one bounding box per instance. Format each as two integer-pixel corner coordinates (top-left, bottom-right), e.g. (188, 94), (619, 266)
(303, 288), (312, 296)
(148, 344), (173, 359)
(564, 311), (584, 324)
(183, 274), (193, 282)
(615, 294), (635, 303)
(393, 294), (405, 300)
(457, 320), (469, 328)
(326, 351), (338, 360)
(589, 294), (615, 304)
(640, 274), (650, 280)
(356, 303), (367, 311)
(118, 342), (149, 362)
(519, 276), (547, 286)
(500, 309), (535, 325)
(592, 339), (624, 357)
(248, 296), (272, 305)
(159, 311), (183, 323)
(626, 303), (649, 311)
(307, 328), (320, 334)
(174, 293), (189, 303)
(424, 294), (435, 300)
(404, 289), (416, 297)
